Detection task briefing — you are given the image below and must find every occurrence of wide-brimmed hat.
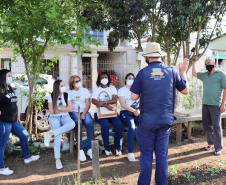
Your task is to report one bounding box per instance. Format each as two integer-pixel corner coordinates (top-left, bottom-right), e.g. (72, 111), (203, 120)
(142, 42), (166, 58)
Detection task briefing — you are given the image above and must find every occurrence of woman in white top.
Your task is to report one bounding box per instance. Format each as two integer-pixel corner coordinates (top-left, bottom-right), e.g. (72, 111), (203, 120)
(118, 73), (140, 162)
(92, 72), (122, 156)
(44, 80), (75, 170)
(67, 75), (94, 162)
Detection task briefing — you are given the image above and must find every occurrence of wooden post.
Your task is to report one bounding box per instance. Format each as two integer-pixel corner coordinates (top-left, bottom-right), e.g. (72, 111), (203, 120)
(92, 140), (100, 180)
(77, 105), (80, 185)
(187, 121), (192, 139)
(222, 118), (226, 128)
(69, 129), (74, 153)
(176, 123), (182, 143)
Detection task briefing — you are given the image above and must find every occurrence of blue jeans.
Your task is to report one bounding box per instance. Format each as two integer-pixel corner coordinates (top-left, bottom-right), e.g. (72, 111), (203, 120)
(49, 115), (75, 158)
(137, 123), (171, 185)
(0, 121), (31, 169)
(94, 113), (122, 151)
(120, 110), (139, 153)
(70, 112), (94, 150)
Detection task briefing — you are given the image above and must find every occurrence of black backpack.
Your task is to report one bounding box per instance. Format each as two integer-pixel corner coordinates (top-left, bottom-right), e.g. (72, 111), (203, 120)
(51, 92), (68, 106)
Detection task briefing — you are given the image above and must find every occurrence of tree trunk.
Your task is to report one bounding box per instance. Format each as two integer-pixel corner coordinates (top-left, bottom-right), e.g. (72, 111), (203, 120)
(34, 105), (38, 135)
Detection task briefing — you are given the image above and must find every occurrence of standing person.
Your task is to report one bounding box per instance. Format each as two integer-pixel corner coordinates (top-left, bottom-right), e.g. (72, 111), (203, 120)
(92, 72), (123, 156)
(118, 73), (140, 162)
(44, 80), (75, 170)
(0, 69), (40, 176)
(131, 42), (189, 185)
(67, 75), (94, 162)
(192, 57), (226, 156)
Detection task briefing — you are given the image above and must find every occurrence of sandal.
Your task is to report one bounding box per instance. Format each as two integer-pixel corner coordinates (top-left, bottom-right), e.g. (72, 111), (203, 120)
(116, 150), (122, 156)
(214, 149), (222, 156)
(204, 145), (214, 151)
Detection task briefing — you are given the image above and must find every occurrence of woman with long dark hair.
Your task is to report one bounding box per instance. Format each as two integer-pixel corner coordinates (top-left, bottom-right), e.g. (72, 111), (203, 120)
(118, 73), (140, 162)
(67, 75), (94, 161)
(0, 69), (40, 176)
(92, 72), (122, 156)
(44, 80), (75, 169)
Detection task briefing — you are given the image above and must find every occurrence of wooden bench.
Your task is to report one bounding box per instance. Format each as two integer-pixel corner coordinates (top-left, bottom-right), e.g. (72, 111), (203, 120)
(68, 110), (226, 153)
(175, 109), (226, 143)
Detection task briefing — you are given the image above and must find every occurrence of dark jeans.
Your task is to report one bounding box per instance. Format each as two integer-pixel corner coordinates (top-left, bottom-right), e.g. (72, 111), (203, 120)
(70, 112), (94, 150)
(0, 121), (31, 169)
(137, 123), (171, 185)
(94, 113), (122, 151)
(202, 104), (223, 151)
(120, 110), (139, 153)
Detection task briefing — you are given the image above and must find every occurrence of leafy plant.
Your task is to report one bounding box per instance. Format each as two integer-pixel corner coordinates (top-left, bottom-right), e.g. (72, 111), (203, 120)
(207, 168), (220, 176)
(218, 158), (226, 168)
(193, 160), (202, 169)
(168, 165), (178, 175)
(183, 172), (196, 181)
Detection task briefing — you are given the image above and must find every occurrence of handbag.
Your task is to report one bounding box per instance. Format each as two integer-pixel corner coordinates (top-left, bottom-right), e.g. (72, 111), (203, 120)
(97, 91), (117, 119)
(127, 101), (139, 116)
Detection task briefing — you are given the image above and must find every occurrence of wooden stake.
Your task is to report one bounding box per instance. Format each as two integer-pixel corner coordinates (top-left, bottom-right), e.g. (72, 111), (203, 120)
(77, 105), (80, 185)
(92, 140), (100, 180)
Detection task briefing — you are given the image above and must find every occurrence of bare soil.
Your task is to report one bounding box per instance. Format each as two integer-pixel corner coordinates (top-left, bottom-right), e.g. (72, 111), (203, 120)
(1, 128), (226, 185)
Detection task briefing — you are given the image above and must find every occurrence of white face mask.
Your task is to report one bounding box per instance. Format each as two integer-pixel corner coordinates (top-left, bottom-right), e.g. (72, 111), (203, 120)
(75, 81), (82, 88)
(6, 77), (12, 85)
(60, 86), (66, 93)
(101, 78), (108, 85)
(127, 79), (134, 86)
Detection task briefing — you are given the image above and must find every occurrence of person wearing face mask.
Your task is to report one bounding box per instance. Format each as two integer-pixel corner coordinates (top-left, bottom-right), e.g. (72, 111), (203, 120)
(44, 80), (75, 169)
(192, 57), (226, 156)
(118, 73), (139, 162)
(92, 72), (123, 156)
(66, 75), (94, 162)
(0, 69), (40, 176)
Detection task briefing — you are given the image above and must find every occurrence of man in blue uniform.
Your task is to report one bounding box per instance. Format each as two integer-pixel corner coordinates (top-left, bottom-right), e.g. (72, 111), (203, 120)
(131, 42), (189, 185)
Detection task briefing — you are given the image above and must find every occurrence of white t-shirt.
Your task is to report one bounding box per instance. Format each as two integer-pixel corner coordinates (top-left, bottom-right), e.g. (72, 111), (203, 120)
(118, 86), (137, 111)
(92, 85), (117, 113)
(48, 93), (71, 116)
(66, 88), (90, 112)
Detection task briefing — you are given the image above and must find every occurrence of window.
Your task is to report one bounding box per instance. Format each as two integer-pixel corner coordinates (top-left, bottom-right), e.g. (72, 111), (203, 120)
(42, 59), (59, 79)
(1, 58), (11, 70)
(84, 27), (104, 45)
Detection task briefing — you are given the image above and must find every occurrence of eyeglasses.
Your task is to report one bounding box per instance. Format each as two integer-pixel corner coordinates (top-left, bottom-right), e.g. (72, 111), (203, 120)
(58, 97), (62, 106)
(74, 80), (81, 84)
(128, 77), (134, 80)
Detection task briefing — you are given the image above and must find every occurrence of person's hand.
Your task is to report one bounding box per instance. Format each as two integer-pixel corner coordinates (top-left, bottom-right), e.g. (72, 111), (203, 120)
(194, 55), (199, 63)
(96, 101), (105, 108)
(220, 104), (225, 113)
(17, 118), (22, 125)
(134, 109), (140, 117)
(106, 104), (116, 111)
(179, 58), (189, 75)
(81, 113), (86, 120)
(0, 111), (1, 115)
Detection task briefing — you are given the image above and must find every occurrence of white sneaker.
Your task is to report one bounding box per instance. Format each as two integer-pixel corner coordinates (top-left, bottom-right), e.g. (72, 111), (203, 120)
(105, 150), (113, 156)
(0, 168), (14, 175)
(44, 133), (52, 147)
(87, 149), (92, 159)
(128, 153), (135, 162)
(24, 155), (40, 164)
(61, 141), (70, 151)
(56, 159), (63, 170)
(80, 150), (86, 162)
(116, 150), (122, 156)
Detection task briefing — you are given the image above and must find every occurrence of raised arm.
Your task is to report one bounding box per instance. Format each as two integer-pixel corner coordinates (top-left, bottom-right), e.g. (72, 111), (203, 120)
(192, 56), (199, 77)
(179, 58), (189, 95)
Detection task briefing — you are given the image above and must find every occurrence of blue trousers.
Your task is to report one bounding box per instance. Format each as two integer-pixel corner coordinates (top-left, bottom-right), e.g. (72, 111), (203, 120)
(0, 121), (31, 169)
(49, 115), (75, 158)
(70, 112), (94, 150)
(94, 113), (122, 151)
(137, 123), (171, 185)
(120, 110), (139, 153)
